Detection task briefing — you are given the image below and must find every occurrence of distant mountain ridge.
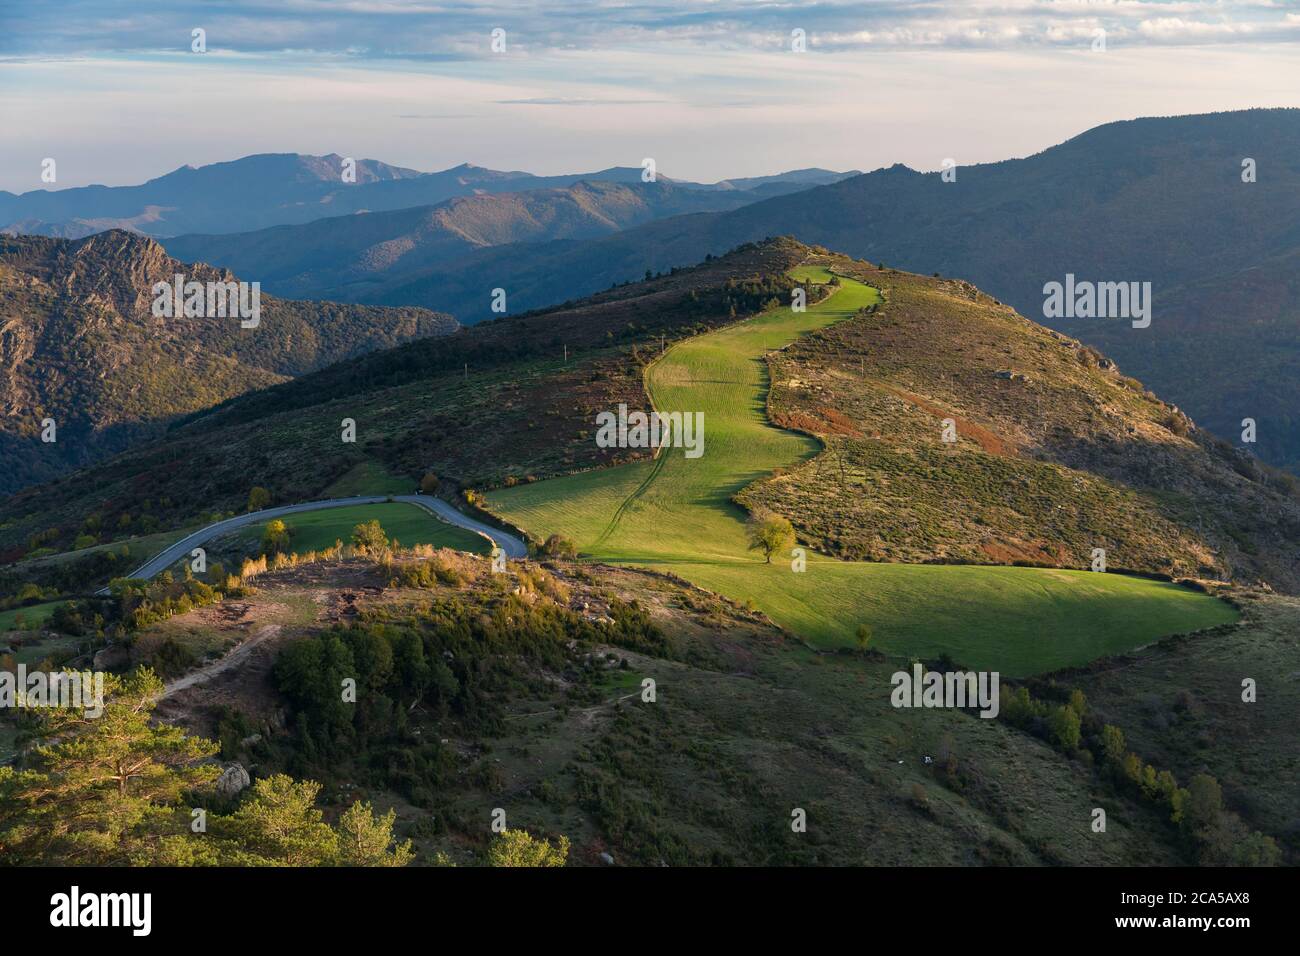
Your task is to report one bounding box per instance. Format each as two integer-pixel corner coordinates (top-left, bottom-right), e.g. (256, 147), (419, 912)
(161, 179), (792, 302)
(0, 154), (859, 239)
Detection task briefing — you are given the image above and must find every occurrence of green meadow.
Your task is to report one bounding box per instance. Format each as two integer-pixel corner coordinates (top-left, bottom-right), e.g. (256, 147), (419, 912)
(0, 601), (61, 633)
(488, 270), (1237, 676)
(247, 502), (490, 556)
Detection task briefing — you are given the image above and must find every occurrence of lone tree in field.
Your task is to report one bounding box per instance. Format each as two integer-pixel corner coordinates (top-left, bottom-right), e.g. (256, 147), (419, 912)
(261, 518), (291, 556)
(351, 519), (388, 554)
(746, 509), (795, 564)
(542, 533), (577, 558)
(855, 623), (873, 653)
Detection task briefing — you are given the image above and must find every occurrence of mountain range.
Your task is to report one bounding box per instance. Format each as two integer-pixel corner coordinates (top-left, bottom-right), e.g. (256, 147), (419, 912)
(0, 154), (857, 239)
(162, 179), (786, 302)
(163, 109), (1292, 472)
(3, 107), (1297, 501)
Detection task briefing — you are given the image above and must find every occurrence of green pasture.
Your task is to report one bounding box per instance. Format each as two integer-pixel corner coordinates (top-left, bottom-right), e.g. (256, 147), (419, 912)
(487, 271), (1237, 676)
(248, 502), (490, 556)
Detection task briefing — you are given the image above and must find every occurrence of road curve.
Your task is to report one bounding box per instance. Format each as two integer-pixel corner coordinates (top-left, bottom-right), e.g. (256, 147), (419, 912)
(94, 494), (528, 595)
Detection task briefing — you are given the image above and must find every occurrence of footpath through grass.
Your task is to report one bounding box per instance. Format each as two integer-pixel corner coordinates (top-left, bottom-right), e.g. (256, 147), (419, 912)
(487, 269), (1237, 676)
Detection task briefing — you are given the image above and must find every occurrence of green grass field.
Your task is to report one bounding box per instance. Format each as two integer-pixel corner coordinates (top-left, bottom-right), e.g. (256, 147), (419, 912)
(0, 601), (61, 632)
(246, 502), (490, 556)
(487, 270), (1237, 676)
(321, 461), (414, 497)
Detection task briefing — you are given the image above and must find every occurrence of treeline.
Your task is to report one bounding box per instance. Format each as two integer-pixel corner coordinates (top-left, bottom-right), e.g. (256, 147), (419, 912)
(684, 273), (813, 322)
(1000, 684), (1281, 866)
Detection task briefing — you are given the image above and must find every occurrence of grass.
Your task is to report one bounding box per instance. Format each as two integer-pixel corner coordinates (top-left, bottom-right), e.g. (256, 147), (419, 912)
(242, 502), (490, 556)
(1071, 590), (1300, 855)
(321, 460), (415, 497)
(0, 601), (61, 632)
(487, 269), (1237, 677)
(15, 527), (194, 570)
(10, 634), (84, 666)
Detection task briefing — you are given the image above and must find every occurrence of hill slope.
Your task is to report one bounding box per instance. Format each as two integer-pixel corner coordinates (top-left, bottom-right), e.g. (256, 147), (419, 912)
(161, 180), (776, 302)
(1067, 247), (1300, 473)
(735, 258), (1300, 592)
(363, 110), (1300, 468)
(485, 265), (1238, 674)
(1, 239), (1295, 598)
(0, 230), (457, 495)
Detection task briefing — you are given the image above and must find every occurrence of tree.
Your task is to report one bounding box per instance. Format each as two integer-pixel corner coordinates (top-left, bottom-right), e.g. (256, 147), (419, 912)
(855, 623), (873, 653)
(487, 828), (569, 867)
(335, 801), (414, 867)
(218, 775), (337, 867)
(542, 534), (577, 558)
(1047, 704), (1081, 750)
(1067, 689), (1087, 716)
(261, 518), (291, 556)
(1234, 830), (1282, 867)
(1182, 773), (1224, 837)
(746, 510), (795, 564)
(420, 472), (440, 495)
(247, 486), (271, 512)
(1100, 724), (1126, 765)
(0, 668), (219, 865)
(351, 519), (388, 554)
(0, 671), (413, 867)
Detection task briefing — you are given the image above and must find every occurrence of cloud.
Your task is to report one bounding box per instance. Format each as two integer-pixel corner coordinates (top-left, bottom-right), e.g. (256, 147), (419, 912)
(2, 2), (1299, 192)
(496, 97), (670, 106)
(5, 1), (1300, 57)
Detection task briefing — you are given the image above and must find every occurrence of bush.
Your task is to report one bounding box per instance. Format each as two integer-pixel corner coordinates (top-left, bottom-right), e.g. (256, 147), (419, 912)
(487, 829), (569, 867)
(542, 534), (577, 558)
(351, 520), (388, 554)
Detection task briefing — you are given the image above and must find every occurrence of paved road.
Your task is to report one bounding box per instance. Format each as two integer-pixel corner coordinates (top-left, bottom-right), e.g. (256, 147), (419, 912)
(94, 494), (527, 595)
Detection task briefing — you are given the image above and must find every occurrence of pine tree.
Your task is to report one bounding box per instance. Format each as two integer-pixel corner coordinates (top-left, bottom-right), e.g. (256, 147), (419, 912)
(335, 800), (414, 867)
(0, 668), (218, 865)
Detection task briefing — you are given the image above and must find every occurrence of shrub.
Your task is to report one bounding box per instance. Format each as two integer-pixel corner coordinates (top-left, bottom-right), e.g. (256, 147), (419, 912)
(542, 534), (577, 558)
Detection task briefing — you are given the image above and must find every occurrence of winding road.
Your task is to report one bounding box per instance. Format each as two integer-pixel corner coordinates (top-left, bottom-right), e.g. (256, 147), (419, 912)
(94, 494), (527, 595)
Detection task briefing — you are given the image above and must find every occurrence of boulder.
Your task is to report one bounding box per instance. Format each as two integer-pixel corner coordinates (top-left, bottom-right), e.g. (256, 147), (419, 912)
(214, 762), (251, 798)
(92, 644), (130, 670)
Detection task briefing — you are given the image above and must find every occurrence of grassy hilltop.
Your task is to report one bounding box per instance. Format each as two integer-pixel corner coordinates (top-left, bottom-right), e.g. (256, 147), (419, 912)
(488, 267), (1236, 675)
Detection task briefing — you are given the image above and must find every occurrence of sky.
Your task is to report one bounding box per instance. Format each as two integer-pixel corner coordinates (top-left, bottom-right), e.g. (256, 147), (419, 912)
(2, 0), (1298, 192)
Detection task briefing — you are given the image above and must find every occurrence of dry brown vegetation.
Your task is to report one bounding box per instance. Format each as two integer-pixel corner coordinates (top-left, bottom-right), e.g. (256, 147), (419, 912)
(737, 254), (1300, 592)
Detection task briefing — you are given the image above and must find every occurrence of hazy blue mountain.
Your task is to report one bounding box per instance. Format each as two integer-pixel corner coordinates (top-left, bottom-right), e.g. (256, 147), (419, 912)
(0, 154), (856, 239)
(161, 179), (793, 302)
